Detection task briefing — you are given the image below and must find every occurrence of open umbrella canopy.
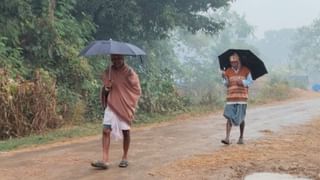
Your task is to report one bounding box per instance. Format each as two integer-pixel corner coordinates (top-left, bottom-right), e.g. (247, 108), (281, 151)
(218, 49), (268, 80)
(79, 39), (146, 57)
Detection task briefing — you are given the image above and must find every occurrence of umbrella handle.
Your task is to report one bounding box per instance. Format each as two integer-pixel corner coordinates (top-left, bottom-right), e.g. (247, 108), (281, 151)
(109, 65), (111, 81)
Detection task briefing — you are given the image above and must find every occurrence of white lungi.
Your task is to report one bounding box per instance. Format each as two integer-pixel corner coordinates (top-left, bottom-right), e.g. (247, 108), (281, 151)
(103, 106), (130, 140)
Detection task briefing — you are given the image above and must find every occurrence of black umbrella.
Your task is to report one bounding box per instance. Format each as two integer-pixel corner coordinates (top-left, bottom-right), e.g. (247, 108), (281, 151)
(218, 49), (268, 80)
(79, 39), (146, 57)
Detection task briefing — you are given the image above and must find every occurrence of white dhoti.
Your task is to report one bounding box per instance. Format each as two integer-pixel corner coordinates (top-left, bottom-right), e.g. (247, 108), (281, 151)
(103, 106), (130, 141)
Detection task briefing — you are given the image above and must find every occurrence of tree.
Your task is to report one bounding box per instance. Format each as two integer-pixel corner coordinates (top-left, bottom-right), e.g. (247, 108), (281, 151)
(0, 0), (98, 120)
(289, 18), (320, 83)
(74, 0), (232, 41)
(249, 28), (297, 67)
(0, 0), (236, 126)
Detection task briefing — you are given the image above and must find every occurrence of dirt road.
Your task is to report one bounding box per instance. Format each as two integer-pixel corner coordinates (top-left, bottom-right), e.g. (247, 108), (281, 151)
(1, 94), (320, 180)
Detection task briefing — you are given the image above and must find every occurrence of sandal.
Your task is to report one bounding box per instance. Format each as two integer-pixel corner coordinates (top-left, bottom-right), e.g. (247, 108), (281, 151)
(91, 160), (109, 169)
(118, 160), (128, 168)
(221, 139), (230, 145)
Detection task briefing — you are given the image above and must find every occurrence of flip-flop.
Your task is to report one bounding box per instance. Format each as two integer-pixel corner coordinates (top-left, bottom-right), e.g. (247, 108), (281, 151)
(221, 139), (230, 145)
(91, 160), (109, 169)
(118, 160), (128, 168)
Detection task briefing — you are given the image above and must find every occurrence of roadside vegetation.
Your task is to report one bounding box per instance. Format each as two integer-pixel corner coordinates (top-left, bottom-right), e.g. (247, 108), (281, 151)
(0, 75), (293, 152)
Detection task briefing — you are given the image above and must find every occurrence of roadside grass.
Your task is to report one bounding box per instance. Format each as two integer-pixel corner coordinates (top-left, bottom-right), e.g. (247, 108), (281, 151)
(250, 83), (292, 104)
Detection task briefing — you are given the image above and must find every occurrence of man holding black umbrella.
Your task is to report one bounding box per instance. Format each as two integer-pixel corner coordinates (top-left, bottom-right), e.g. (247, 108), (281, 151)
(221, 52), (253, 145)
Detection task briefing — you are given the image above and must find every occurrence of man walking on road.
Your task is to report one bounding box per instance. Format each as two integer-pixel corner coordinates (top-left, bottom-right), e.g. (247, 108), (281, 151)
(221, 52), (253, 145)
(91, 54), (141, 169)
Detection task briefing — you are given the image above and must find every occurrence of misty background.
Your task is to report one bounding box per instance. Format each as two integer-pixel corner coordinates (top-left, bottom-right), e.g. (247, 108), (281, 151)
(172, 0), (320, 89)
(230, 0), (320, 85)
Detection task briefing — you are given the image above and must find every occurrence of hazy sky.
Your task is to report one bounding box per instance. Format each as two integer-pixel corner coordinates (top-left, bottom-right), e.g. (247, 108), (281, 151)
(230, 0), (320, 38)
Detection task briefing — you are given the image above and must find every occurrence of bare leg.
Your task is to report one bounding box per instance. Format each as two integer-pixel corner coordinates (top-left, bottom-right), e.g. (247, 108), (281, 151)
(238, 120), (245, 144)
(239, 120), (245, 139)
(102, 128), (111, 162)
(122, 130), (130, 160)
(226, 119), (232, 141)
(222, 119), (232, 144)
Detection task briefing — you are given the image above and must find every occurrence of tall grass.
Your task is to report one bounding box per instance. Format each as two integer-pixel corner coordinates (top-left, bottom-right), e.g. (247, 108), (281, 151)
(0, 69), (61, 139)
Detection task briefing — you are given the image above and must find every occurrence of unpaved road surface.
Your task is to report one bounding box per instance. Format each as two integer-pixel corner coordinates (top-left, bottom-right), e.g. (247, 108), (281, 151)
(156, 109), (320, 180)
(1, 95), (320, 180)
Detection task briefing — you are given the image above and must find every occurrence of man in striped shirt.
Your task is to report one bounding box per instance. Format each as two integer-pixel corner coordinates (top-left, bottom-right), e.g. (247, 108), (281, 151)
(221, 52), (253, 145)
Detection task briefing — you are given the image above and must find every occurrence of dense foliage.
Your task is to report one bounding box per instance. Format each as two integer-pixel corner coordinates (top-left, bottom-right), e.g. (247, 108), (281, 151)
(74, 0), (230, 41)
(0, 0), (233, 138)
